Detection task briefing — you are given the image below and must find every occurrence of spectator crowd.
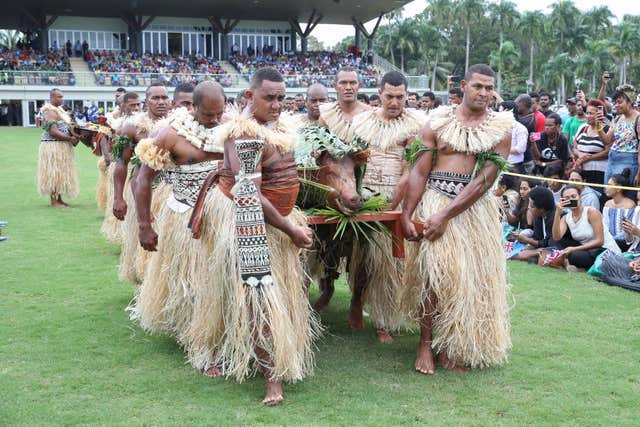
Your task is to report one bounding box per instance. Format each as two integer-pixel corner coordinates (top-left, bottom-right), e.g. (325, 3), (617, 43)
(229, 52), (380, 88)
(84, 51), (233, 87)
(0, 49), (74, 85)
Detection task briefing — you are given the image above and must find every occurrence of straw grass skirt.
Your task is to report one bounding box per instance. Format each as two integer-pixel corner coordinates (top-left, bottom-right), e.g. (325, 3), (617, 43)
(100, 163), (123, 243)
(37, 141), (78, 198)
(348, 183), (404, 331)
(131, 190), (207, 344)
(400, 189), (511, 368)
(119, 179), (171, 285)
(96, 157), (108, 209)
(184, 187), (321, 382)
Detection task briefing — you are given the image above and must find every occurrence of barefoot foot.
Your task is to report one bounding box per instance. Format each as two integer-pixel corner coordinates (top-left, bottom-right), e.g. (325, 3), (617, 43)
(262, 380), (284, 406)
(203, 366), (222, 378)
(415, 342), (435, 375)
(51, 200), (67, 208)
(437, 352), (468, 373)
(376, 328), (394, 344)
(348, 303), (365, 329)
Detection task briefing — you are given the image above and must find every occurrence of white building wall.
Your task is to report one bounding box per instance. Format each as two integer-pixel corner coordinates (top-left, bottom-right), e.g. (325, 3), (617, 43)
(49, 17), (128, 32)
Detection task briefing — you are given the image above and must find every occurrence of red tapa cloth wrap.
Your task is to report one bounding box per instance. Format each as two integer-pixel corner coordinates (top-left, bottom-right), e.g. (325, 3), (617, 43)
(218, 158), (300, 217)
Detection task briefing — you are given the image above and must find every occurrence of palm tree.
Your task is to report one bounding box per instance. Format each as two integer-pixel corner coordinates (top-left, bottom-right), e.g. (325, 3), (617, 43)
(518, 11), (544, 86)
(548, 0), (580, 52)
(455, 0), (485, 72)
(583, 6), (614, 36)
(574, 38), (615, 95)
(612, 19), (640, 85)
(489, 1), (519, 49)
(489, 41), (521, 93)
(542, 52), (574, 103)
(395, 19), (420, 72)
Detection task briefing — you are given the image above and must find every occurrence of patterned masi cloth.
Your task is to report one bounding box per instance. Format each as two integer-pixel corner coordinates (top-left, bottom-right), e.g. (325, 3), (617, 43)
(232, 139), (273, 288)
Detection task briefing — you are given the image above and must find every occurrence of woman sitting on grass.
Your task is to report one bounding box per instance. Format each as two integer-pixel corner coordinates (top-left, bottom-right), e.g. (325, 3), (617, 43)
(602, 169), (637, 251)
(505, 178), (538, 230)
(552, 186), (620, 271)
(567, 169), (601, 210)
(510, 186), (556, 263)
(496, 174), (520, 225)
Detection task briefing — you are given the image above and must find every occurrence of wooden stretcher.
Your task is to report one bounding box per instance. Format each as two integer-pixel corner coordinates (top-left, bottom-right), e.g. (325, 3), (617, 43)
(306, 211), (405, 258)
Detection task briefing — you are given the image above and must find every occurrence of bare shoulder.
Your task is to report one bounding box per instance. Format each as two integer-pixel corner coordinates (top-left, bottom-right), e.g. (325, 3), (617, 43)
(357, 101), (372, 113)
(587, 206), (603, 220)
(417, 121), (436, 146)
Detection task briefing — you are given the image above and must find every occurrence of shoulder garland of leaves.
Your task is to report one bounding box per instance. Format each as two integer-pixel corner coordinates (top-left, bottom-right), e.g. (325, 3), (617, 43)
(42, 120), (57, 132)
(404, 137), (438, 168)
(472, 152), (512, 189)
(111, 135), (132, 162)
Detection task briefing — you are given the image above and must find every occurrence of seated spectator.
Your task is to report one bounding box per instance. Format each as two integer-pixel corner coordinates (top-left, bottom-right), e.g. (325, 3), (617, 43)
(511, 178), (538, 230)
(599, 255), (640, 292)
(495, 174), (520, 225)
(511, 186), (555, 262)
(573, 99), (610, 185)
(543, 164), (565, 203)
(500, 100), (528, 173)
(535, 113), (571, 174)
(551, 185), (620, 271)
(603, 169), (637, 250)
(568, 169), (601, 210)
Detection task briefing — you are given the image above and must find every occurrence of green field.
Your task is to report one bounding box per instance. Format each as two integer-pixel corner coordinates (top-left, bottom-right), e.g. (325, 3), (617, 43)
(1, 128), (639, 425)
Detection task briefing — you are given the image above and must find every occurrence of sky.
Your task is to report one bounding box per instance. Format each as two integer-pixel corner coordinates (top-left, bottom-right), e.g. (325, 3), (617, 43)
(313, 0), (640, 48)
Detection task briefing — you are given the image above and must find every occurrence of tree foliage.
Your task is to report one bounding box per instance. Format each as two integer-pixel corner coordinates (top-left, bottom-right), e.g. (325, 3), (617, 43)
(334, 1), (640, 100)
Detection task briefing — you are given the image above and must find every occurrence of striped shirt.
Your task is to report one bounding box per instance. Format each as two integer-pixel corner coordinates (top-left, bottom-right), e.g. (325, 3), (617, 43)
(575, 124), (608, 172)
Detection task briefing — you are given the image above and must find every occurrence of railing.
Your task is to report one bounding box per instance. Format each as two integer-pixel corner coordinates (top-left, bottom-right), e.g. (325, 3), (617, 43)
(0, 70), (432, 90)
(372, 53), (402, 74)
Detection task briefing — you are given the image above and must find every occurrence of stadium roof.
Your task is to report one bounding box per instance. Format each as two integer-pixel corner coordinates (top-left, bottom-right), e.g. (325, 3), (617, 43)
(5, 0), (412, 28)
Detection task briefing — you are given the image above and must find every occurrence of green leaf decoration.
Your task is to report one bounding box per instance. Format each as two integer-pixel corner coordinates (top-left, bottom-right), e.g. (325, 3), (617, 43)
(472, 152), (512, 189)
(42, 120), (56, 132)
(311, 194), (391, 248)
(404, 137), (437, 168)
(111, 135), (132, 162)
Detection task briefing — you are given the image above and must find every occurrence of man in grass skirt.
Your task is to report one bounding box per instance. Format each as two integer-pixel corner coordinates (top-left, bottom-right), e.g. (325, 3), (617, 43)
(37, 88), (79, 207)
(400, 64), (513, 373)
(348, 71), (426, 343)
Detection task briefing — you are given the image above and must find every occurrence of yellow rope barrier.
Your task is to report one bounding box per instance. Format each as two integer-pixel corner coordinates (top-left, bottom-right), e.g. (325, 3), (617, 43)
(502, 171), (640, 192)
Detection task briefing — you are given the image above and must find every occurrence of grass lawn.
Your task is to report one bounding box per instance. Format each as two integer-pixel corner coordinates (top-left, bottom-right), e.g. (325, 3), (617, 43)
(1, 127), (639, 425)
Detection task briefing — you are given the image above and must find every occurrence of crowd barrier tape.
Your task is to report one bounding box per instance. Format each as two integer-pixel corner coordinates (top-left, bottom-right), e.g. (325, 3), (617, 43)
(501, 171), (640, 193)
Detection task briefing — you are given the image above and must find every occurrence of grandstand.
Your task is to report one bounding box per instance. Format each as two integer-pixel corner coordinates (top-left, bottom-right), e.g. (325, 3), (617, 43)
(1, 0), (417, 126)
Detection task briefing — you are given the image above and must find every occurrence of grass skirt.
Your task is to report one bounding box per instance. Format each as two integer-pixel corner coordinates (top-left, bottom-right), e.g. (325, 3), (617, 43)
(119, 180), (170, 284)
(100, 163), (123, 243)
(348, 233), (404, 331)
(37, 141), (78, 198)
(96, 158), (108, 209)
(400, 189), (511, 368)
(349, 182), (404, 331)
(131, 188), (207, 344)
(185, 188), (321, 382)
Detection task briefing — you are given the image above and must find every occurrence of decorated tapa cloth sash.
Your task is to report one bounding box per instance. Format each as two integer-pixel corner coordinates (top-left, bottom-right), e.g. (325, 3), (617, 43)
(165, 161), (219, 213)
(427, 171), (472, 198)
(231, 139), (273, 288)
(41, 120), (71, 143)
